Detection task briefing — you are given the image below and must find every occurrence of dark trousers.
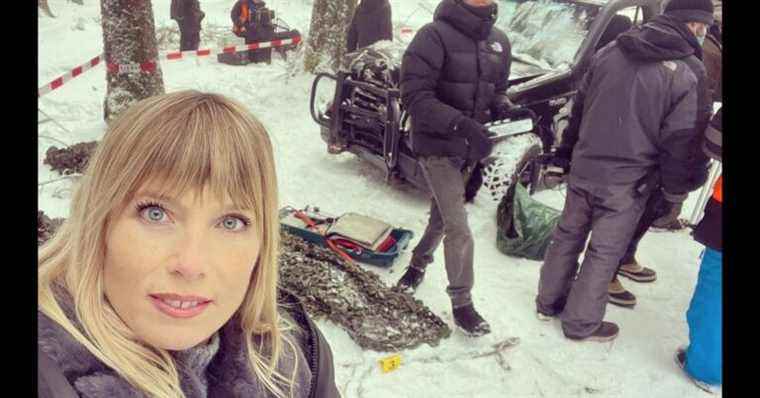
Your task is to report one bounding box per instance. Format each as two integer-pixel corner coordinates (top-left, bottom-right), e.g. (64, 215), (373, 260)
(178, 23), (200, 51)
(245, 26), (273, 64)
(410, 157), (475, 308)
(615, 188), (671, 273)
(536, 174), (648, 338)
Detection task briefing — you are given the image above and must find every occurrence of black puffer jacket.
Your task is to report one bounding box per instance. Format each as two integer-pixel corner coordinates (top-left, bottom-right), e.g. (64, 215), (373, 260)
(400, 0), (512, 158)
(346, 0), (393, 53)
(558, 14), (710, 195)
(171, 0), (204, 31)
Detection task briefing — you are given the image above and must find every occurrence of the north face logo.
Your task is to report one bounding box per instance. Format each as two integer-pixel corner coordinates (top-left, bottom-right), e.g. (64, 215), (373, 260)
(662, 61), (677, 71)
(489, 42), (503, 53)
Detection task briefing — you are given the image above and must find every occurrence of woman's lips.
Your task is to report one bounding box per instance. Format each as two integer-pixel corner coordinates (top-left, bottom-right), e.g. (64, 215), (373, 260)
(148, 293), (212, 319)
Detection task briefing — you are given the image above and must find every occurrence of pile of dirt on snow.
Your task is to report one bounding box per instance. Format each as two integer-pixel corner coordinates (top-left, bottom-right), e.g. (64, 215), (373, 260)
(44, 141), (98, 176)
(38, 211), (65, 246)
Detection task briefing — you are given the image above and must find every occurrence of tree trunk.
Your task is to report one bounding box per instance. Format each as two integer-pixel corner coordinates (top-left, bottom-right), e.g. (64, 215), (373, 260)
(39, 0), (55, 17)
(304, 0), (357, 73)
(101, 0), (165, 121)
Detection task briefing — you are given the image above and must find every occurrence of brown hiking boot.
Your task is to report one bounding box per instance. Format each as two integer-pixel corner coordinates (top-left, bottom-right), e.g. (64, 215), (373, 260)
(566, 321), (619, 342)
(618, 259), (657, 283)
(608, 277), (636, 308)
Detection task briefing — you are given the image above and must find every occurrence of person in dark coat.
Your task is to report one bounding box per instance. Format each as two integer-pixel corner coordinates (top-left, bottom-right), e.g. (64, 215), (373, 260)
(595, 14), (633, 51)
(536, 0), (714, 342)
(675, 106), (722, 393)
(649, 13), (721, 231)
(394, 0), (514, 337)
(585, 13), (649, 309)
(346, 0), (393, 53)
(37, 91), (339, 398)
(607, 0), (716, 305)
(701, 26), (722, 103)
(171, 0), (205, 51)
(231, 0), (273, 63)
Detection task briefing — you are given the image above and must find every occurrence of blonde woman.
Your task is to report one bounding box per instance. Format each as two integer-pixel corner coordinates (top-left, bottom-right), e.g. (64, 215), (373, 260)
(38, 91), (340, 398)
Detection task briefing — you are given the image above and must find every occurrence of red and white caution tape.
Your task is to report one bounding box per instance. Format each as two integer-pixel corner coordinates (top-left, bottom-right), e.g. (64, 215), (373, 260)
(38, 54), (105, 97)
(160, 35), (301, 62)
(38, 36), (302, 98)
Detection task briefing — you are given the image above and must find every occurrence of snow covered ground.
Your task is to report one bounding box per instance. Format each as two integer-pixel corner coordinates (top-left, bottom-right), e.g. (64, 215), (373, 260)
(38, 1), (720, 397)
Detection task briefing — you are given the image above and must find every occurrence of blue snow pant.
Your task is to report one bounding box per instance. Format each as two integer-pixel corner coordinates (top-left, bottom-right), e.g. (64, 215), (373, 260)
(685, 247), (722, 385)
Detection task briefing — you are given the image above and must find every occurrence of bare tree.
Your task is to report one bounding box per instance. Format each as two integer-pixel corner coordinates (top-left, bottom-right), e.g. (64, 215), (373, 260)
(39, 0), (55, 17)
(304, 0), (357, 73)
(101, 0), (165, 120)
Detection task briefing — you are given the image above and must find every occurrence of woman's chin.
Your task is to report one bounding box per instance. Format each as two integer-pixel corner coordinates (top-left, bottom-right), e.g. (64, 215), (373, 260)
(140, 329), (216, 351)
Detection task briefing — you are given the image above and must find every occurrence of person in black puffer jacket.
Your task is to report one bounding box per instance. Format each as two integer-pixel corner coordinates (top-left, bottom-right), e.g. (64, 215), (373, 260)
(346, 0), (393, 53)
(394, 0), (514, 338)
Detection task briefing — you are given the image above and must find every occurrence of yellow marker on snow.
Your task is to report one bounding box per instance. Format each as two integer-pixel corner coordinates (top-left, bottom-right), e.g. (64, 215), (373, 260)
(378, 354), (402, 373)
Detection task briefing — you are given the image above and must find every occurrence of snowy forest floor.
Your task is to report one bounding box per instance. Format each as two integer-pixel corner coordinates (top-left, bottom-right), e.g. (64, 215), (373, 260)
(38, 1), (720, 397)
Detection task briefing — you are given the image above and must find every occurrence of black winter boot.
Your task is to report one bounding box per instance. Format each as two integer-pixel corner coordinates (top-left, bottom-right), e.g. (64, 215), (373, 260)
(396, 265), (426, 294)
(453, 304), (491, 337)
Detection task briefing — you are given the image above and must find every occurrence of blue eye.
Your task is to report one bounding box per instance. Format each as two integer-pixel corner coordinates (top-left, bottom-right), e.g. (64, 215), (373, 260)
(138, 204), (168, 223)
(220, 216), (249, 232)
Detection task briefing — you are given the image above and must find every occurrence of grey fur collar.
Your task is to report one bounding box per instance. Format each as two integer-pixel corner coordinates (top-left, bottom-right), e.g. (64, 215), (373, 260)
(38, 289), (312, 398)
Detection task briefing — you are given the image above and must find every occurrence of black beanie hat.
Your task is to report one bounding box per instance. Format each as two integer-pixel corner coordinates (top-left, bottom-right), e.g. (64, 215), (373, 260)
(664, 0), (715, 25)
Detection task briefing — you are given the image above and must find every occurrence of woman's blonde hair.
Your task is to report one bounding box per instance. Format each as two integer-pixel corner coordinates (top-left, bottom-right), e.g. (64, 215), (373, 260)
(38, 91), (298, 398)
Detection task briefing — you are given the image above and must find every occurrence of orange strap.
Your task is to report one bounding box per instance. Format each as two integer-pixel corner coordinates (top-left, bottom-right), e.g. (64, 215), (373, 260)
(240, 2), (250, 24)
(712, 175), (722, 203)
(293, 211), (356, 265)
(233, 2), (250, 34)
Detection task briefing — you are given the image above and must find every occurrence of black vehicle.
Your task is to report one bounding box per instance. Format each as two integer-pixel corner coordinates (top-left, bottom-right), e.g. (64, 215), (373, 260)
(309, 0), (663, 201)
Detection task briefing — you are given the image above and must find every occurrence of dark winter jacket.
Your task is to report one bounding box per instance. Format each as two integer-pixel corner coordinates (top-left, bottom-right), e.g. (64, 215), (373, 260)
(557, 14), (710, 196)
(171, 0), (204, 31)
(693, 107), (722, 251)
(595, 14), (632, 51)
(346, 0), (393, 53)
(703, 33), (722, 102)
(400, 0), (512, 159)
(38, 288), (340, 398)
(231, 0), (271, 40)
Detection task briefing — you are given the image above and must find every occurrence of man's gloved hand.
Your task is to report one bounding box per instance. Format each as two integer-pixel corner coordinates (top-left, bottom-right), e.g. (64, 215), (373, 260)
(491, 97), (518, 121)
(653, 189), (688, 223)
(549, 148), (572, 174)
(452, 116), (494, 162)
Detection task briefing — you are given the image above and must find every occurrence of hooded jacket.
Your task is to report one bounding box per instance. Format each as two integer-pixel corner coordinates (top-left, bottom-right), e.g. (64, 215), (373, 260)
(557, 14), (710, 195)
(400, 0), (512, 158)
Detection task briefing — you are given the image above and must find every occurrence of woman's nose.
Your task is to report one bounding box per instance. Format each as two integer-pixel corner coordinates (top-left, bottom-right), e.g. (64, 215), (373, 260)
(168, 229), (210, 280)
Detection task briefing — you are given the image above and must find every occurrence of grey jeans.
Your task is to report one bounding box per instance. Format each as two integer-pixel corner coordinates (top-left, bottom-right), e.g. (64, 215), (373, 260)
(536, 174), (648, 338)
(410, 156), (475, 308)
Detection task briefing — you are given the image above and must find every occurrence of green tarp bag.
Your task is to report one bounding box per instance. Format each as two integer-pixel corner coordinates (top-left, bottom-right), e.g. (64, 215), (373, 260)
(496, 183), (561, 261)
